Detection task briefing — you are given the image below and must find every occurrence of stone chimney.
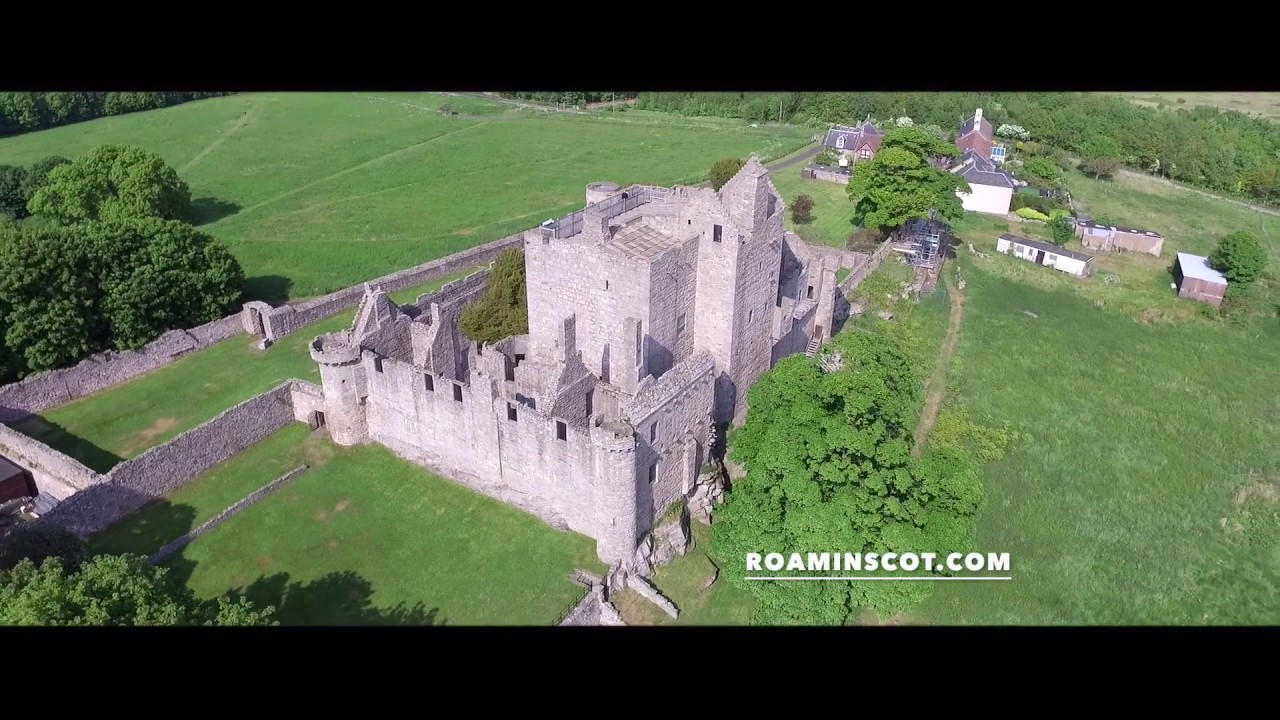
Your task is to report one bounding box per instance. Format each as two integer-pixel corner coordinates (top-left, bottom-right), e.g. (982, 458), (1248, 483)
(975, 108), (983, 125)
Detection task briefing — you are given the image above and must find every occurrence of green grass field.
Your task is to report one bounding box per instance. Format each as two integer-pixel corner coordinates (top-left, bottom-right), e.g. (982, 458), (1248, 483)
(11, 270), (477, 471)
(1111, 92), (1280, 122)
(769, 170), (854, 248)
(0, 93), (810, 301)
(90, 424), (607, 625)
(913, 257), (1280, 624)
(952, 169), (1280, 331)
(611, 522), (756, 625)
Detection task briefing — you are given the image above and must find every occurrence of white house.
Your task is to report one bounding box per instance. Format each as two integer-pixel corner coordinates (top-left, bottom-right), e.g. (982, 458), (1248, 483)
(996, 233), (1095, 277)
(953, 150), (1015, 216)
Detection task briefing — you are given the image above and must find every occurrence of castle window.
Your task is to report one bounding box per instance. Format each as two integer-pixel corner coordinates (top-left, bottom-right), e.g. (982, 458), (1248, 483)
(648, 462), (658, 485)
(515, 354), (525, 364)
(556, 420), (567, 441)
(650, 421), (658, 443)
(423, 374), (434, 392)
(605, 279), (609, 290)
(505, 362), (515, 382)
(452, 383), (463, 402)
(748, 309), (754, 322)
(373, 356), (384, 373)
(807, 285), (814, 300)
(676, 313), (686, 337)
(713, 224), (722, 243)
(507, 403), (517, 422)
(687, 219), (692, 225)
(586, 390), (593, 418)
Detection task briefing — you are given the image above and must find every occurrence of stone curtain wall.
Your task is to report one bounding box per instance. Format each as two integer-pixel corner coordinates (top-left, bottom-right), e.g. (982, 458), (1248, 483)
(807, 165), (851, 185)
(34, 383), (298, 538)
(837, 240), (895, 295)
(255, 233), (524, 342)
(0, 315), (244, 424)
(0, 423), (105, 502)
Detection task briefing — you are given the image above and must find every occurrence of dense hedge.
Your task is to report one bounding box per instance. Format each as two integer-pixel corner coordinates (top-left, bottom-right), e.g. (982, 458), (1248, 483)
(497, 92), (637, 107)
(0, 92), (235, 138)
(635, 92), (1280, 206)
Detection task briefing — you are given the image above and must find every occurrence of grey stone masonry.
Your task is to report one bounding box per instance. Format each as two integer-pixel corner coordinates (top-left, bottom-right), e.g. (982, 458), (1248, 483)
(303, 159), (862, 571)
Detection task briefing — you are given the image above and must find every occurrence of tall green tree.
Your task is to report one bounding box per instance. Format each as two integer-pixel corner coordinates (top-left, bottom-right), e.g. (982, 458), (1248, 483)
(0, 165), (27, 218)
(20, 155), (71, 204)
(1077, 135), (1122, 178)
(1208, 230), (1267, 286)
(28, 144), (192, 224)
(460, 248), (528, 346)
(710, 331), (984, 624)
(846, 128), (970, 232)
(0, 554), (275, 626)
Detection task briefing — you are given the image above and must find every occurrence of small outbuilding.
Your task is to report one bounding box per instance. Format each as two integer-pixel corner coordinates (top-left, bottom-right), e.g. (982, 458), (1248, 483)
(996, 234), (1094, 277)
(0, 455), (36, 505)
(1173, 252), (1228, 307)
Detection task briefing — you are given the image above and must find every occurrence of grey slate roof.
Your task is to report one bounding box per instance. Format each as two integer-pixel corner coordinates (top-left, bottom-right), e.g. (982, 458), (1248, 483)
(822, 121), (883, 150)
(959, 113), (993, 139)
(952, 150), (1015, 188)
(999, 234), (1094, 262)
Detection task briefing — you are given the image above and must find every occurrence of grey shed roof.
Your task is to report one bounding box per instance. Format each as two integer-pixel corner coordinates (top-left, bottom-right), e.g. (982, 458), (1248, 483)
(999, 234), (1095, 262)
(959, 113), (993, 139)
(1076, 218), (1163, 238)
(822, 121), (882, 150)
(954, 153), (1015, 188)
(1176, 252), (1228, 285)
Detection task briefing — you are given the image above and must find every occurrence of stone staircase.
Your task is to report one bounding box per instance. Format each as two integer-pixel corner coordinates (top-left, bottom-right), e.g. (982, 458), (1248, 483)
(805, 326), (825, 358)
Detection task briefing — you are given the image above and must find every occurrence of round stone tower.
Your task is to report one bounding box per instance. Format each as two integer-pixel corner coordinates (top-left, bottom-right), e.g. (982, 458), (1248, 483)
(309, 331), (370, 445)
(590, 417), (640, 565)
(586, 181), (621, 206)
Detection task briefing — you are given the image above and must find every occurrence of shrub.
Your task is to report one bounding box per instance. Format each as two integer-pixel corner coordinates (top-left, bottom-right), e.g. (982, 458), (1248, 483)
(791, 194), (815, 224)
(814, 149), (837, 166)
(1208, 230), (1267, 286)
(1016, 207), (1050, 222)
(846, 226), (885, 251)
(1011, 193), (1064, 215)
(709, 157), (745, 191)
(1049, 214), (1076, 245)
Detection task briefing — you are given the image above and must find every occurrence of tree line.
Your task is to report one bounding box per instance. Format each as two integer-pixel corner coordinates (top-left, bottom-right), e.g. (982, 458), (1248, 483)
(0, 92), (234, 137)
(637, 92), (1280, 206)
(496, 92), (638, 107)
(0, 145), (244, 383)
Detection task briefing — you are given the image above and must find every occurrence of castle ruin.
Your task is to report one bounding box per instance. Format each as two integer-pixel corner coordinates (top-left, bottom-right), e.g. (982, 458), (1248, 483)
(289, 159), (839, 571)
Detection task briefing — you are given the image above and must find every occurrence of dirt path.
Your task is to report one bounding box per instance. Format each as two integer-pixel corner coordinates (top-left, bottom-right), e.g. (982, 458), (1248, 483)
(911, 271), (967, 457)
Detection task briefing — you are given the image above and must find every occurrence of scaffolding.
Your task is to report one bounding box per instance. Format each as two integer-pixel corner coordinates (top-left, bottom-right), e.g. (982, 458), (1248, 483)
(892, 211), (947, 270)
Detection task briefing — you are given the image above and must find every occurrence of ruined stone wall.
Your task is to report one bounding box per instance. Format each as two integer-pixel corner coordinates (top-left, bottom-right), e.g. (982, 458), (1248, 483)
(524, 231), (651, 385)
(258, 233), (521, 342)
(0, 424), (104, 502)
(290, 381), (325, 424)
(626, 352), (715, 534)
(33, 384), (297, 538)
(837, 240), (895, 295)
(0, 315), (244, 424)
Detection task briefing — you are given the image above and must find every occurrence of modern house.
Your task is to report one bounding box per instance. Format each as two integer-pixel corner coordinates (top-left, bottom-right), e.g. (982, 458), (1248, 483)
(953, 150), (1016, 216)
(1076, 219), (1165, 257)
(1173, 252), (1228, 307)
(822, 121), (884, 162)
(997, 234), (1095, 277)
(956, 108), (996, 162)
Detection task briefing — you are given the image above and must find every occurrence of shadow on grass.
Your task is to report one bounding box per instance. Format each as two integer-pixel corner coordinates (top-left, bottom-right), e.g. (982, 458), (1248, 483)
(9, 415), (124, 474)
(187, 567), (447, 626)
(86, 498), (198, 558)
(243, 275), (294, 306)
(190, 197), (242, 226)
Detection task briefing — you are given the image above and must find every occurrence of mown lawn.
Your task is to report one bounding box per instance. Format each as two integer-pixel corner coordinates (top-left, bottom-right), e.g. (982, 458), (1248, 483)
(11, 270), (476, 472)
(768, 169), (855, 248)
(0, 93), (810, 301)
(912, 257), (1280, 625)
(91, 424), (608, 625)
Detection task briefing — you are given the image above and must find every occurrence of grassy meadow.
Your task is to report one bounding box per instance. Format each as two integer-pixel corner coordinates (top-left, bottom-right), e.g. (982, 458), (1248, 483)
(0, 93), (811, 301)
(912, 255), (1280, 624)
(1110, 92), (1280, 123)
(11, 270), (478, 471)
(768, 170), (855, 248)
(90, 424), (607, 625)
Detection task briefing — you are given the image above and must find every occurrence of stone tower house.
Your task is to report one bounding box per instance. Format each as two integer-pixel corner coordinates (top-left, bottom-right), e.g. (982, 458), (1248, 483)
(301, 158), (836, 569)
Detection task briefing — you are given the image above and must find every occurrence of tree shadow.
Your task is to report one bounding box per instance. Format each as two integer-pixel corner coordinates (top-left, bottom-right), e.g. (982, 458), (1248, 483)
(243, 275), (294, 306)
(189, 197), (241, 226)
(215, 570), (446, 626)
(6, 414), (124, 474)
